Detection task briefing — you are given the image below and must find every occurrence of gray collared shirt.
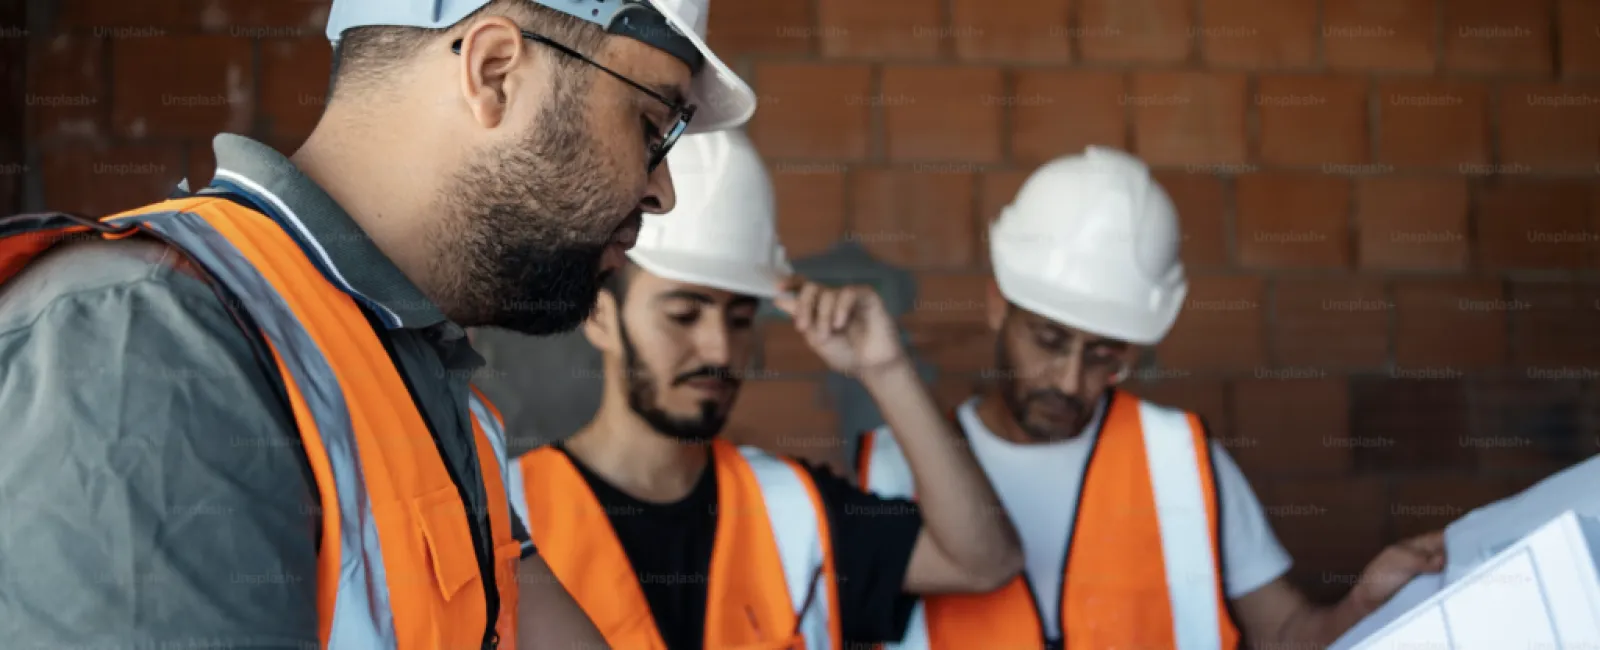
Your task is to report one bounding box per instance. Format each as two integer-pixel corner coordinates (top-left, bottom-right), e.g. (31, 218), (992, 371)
(0, 133), (515, 648)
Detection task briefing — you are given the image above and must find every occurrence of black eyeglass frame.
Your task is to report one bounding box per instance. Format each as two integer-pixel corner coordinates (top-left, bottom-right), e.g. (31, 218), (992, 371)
(451, 30), (695, 173)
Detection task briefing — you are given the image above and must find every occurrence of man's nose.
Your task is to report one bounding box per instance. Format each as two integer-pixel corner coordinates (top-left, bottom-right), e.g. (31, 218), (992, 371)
(694, 320), (731, 367)
(641, 159), (676, 214)
(1051, 344), (1084, 397)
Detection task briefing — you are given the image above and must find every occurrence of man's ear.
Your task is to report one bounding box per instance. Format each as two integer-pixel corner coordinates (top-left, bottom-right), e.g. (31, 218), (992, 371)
(455, 15), (534, 130)
(1111, 345), (1145, 385)
(985, 278), (1007, 331)
(584, 290), (621, 354)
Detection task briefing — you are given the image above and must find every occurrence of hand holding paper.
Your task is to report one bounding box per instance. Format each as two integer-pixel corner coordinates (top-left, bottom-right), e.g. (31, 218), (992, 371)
(1350, 530), (1448, 611)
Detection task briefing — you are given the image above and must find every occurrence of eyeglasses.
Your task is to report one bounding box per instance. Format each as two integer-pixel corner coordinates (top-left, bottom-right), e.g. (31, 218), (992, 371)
(451, 30), (695, 173)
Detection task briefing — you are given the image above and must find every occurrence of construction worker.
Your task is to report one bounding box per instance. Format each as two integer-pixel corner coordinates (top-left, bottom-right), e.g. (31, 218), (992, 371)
(507, 128), (1024, 650)
(854, 146), (1447, 649)
(0, 0), (751, 648)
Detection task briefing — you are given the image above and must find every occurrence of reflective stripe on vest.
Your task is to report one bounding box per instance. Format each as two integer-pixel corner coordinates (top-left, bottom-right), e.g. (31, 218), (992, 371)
(0, 200), (519, 649)
(858, 392), (1238, 650)
(510, 439), (843, 650)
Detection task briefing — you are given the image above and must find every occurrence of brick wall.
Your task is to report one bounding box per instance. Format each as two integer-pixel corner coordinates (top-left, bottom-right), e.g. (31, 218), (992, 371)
(14, 0), (1600, 604)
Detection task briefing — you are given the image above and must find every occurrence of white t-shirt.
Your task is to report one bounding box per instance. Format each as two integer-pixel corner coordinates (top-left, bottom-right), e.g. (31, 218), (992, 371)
(953, 396), (1292, 639)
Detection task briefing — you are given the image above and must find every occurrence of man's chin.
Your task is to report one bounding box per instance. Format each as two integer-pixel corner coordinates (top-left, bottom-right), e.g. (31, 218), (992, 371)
(641, 412), (728, 444)
(496, 302), (597, 337)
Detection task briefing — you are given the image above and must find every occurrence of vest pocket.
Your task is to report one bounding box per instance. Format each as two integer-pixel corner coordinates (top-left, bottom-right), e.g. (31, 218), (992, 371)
(414, 486), (482, 602)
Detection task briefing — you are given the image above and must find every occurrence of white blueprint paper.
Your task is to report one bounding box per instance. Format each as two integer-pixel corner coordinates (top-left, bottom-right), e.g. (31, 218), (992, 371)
(1328, 455), (1600, 650)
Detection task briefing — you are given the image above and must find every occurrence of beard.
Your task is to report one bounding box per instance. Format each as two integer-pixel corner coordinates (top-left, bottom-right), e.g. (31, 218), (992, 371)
(618, 319), (739, 443)
(437, 73), (639, 336)
(995, 333), (1090, 442)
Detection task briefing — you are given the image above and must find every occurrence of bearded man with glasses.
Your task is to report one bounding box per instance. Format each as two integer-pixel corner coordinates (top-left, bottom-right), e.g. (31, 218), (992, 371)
(0, 1), (752, 649)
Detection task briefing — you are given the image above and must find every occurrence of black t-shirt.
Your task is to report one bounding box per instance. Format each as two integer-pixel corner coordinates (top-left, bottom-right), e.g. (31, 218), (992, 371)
(556, 446), (923, 650)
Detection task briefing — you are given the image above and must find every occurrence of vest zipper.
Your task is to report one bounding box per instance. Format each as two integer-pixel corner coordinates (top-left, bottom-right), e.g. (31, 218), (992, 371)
(1050, 389), (1115, 650)
(368, 315), (501, 650)
(1018, 575), (1054, 650)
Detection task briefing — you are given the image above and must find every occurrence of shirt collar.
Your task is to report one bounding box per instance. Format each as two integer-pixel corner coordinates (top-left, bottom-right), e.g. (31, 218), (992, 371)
(199, 133), (448, 331)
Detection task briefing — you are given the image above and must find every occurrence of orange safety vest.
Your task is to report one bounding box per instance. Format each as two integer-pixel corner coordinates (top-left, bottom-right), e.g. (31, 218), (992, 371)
(855, 391), (1241, 650)
(509, 439), (844, 650)
(0, 200), (522, 649)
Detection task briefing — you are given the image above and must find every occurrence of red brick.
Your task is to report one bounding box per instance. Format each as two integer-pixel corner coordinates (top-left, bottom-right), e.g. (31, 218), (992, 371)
(1271, 277), (1391, 368)
(1349, 376), (1474, 472)
(200, 0), (327, 32)
(27, 35), (107, 140)
(1375, 80), (1489, 169)
(1391, 476), (1521, 539)
(1130, 72), (1249, 166)
(1443, 0), (1554, 74)
(1197, 0), (1319, 68)
(976, 170), (1030, 269)
(905, 321), (991, 373)
(770, 163), (847, 258)
(1356, 177), (1471, 272)
(111, 35), (254, 139)
(40, 144), (186, 216)
(187, 141), (215, 190)
(1255, 477), (1388, 597)
(55, 0), (192, 30)
(1393, 280), (1510, 369)
(1560, 0), (1600, 76)
(1078, 0), (1193, 64)
(882, 66), (1005, 163)
(748, 64), (873, 161)
(1157, 275), (1268, 372)
(1123, 378), (1231, 437)
(949, 0), (1072, 63)
(978, 170), (1029, 224)
(931, 373), (982, 413)
(758, 323), (829, 376)
(1011, 70), (1127, 166)
(1498, 82), (1600, 172)
(1234, 173), (1352, 269)
(1477, 181), (1593, 270)
(908, 272), (990, 325)
(1468, 377), (1590, 473)
(266, 133), (308, 158)
(705, 0), (814, 57)
(814, 0), (943, 59)
(725, 379), (842, 467)
(1231, 379), (1351, 476)
(1510, 282), (1600, 367)
(1256, 75), (1369, 166)
(849, 168), (977, 269)
(259, 38), (330, 141)
(1323, 0), (1438, 72)
(1152, 171), (1229, 269)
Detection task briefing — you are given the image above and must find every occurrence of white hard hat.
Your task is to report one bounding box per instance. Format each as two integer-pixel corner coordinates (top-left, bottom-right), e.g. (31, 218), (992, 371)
(626, 128), (791, 298)
(989, 146), (1187, 345)
(326, 0), (756, 134)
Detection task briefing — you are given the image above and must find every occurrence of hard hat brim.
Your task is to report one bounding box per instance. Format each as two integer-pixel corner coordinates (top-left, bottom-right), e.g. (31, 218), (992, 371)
(991, 259), (1186, 346)
(626, 248), (789, 299)
(652, 2), (756, 134)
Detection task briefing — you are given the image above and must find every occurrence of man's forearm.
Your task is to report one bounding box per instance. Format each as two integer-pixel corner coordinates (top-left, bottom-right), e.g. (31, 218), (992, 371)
(517, 555), (610, 649)
(860, 359), (1022, 580)
(1276, 595), (1371, 648)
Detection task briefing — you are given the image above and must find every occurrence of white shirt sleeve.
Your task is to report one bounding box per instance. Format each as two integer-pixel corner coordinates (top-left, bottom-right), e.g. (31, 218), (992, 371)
(1211, 442), (1294, 599)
